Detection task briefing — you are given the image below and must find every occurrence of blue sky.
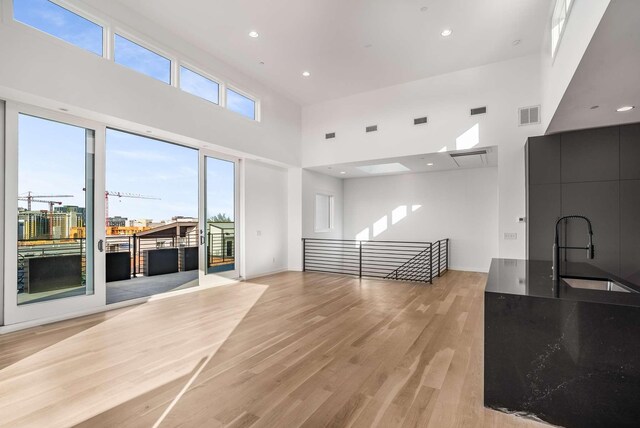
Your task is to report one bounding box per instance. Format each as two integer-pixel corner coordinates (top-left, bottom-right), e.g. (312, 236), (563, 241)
(19, 115), (235, 223)
(14, 0), (256, 119)
(14, 0), (103, 56)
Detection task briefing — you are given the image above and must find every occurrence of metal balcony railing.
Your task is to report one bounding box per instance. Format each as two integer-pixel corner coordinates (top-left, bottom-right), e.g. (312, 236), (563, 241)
(302, 238), (449, 283)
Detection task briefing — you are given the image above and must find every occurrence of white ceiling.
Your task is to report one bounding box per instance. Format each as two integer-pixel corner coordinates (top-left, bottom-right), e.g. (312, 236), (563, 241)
(307, 146), (498, 179)
(548, 0), (640, 133)
(109, 0), (552, 105)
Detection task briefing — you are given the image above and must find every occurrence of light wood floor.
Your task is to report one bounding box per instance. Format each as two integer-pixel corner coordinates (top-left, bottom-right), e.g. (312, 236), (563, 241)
(0, 271), (550, 428)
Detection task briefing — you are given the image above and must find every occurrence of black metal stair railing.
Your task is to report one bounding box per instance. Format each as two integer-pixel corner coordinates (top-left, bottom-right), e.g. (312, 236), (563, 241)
(302, 238), (449, 283)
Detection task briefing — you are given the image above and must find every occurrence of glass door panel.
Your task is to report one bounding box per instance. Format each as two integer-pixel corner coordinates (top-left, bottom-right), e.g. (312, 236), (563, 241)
(205, 156), (237, 276)
(16, 114), (95, 305)
(104, 129), (199, 304)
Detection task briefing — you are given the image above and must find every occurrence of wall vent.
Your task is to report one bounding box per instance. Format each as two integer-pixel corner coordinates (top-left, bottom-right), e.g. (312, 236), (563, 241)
(450, 149), (488, 168)
(325, 132), (336, 139)
(366, 125), (378, 133)
(470, 106), (487, 116)
(518, 106), (541, 126)
(414, 116), (428, 125)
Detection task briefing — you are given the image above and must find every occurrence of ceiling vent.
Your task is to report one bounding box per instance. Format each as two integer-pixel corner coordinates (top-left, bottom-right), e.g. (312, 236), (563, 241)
(325, 132), (336, 139)
(519, 106), (541, 126)
(470, 106), (487, 116)
(414, 116), (428, 125)
(366, 125), (378, 133)
(450, 149), (488, 168)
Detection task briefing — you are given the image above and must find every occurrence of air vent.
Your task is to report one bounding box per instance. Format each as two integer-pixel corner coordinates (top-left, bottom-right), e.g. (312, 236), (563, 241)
(450, 149), (488, 168)
(519, 106), (541, 126)
(470, 106), (487, 116)
(414, 116), (428, 125)
(366, 125), (378, 133)
(325, 132), (336, 139)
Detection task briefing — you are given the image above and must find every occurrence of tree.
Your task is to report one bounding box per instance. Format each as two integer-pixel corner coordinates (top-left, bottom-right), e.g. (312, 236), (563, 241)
(209, 213), (232, 222)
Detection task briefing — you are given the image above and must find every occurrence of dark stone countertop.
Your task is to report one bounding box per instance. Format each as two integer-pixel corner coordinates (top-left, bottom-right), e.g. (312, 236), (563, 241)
(486, 258), (640, 307)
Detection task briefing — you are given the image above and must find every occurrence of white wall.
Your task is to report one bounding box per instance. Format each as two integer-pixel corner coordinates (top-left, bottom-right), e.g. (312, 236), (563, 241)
(243, 160), (289, 279)
(302, 170), (344, 239)
(0, 0), (301, 166)
(287, 168), (303, 271)
(540, 0), (610, 131)
(343, 168), (498, 272)
(302, 55), (545, 259)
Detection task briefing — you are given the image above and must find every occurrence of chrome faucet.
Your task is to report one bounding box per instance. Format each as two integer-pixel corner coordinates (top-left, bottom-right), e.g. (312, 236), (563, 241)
(552, 215), (594, 281)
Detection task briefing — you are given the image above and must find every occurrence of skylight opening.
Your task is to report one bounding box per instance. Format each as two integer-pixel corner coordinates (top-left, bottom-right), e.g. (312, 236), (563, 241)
(356, 163), (410, 175)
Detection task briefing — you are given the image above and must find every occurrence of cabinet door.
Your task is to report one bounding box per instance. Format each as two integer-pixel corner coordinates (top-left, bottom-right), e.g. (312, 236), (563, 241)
(561, 127), (619, 183)
(620, 180), (640, 285)
(528, 184), (561, 260)
(562, 181), (620, 275)
(620, 124), (640, 180)
(528, 135), (561, 185)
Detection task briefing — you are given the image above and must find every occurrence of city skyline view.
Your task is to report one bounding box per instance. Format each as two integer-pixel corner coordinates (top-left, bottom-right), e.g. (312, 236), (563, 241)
(19, 115), (235, 231)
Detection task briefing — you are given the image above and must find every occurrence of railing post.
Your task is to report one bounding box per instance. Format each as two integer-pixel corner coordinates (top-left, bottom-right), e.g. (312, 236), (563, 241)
(302, 238), (306, 272)
(132, 233), (137, 278)
(446, 239), (449, 272)
(437, 240), (442, 277)
(359, 241), (363, 278)
(429, 242), (434, 284)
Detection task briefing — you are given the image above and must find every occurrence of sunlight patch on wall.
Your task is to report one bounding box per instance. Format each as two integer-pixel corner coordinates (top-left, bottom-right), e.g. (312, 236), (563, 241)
(412, 204), (422, 212)
(392, 206), (407, 225)
(438, 146), (448, 153)
(373, 215), (388, 237)
(456, 123), (479, 150)
(356, 227), (370, 242)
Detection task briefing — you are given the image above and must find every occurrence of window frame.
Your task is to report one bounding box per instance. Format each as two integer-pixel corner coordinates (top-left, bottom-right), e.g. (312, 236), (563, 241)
(11, 0), (108, 58)
(112, 28), (175, 85)
(550, 0), (575, 60)
(225, 84), (260, 122)
(314, 193), (334, 233)
(178, 62), (223, 106)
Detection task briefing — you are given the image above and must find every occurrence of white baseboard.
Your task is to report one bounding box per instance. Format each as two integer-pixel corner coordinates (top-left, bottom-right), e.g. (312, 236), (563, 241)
(244, 268), (290, 280)
(447, 265), (490, 273)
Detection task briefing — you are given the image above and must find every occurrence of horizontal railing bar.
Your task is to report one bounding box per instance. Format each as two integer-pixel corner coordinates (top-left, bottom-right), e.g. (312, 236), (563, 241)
(305, 261), (361, 270)
(304, 254), (361, 261)
(303, 238), (434, 245)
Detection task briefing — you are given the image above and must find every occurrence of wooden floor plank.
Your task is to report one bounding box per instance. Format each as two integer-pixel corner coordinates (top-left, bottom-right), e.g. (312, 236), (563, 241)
(0, 271), (552, 428)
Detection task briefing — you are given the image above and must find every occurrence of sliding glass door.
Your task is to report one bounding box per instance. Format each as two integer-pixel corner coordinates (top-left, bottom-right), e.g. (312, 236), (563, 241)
(104, 129), (199, 304)
(3, 104), (106, 325)
(201, 152), (239, 279)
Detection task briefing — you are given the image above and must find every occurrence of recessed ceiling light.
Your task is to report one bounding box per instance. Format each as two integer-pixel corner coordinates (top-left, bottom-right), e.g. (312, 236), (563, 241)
(146, 130), (152, 133)
(59, 107), (69, 112)
(590, 105), (599, 110)
(248, 31), (259, 38)
(420, 6), (428, 12)
(340, 171), (346, 175)
(441, 29), (453, 37)
(259, 61), (265, 65)
(512, 39), (521, 46)
(617, 106), (635, 112)
(427, 163), (434, 166)
(364, 44), (373, 48)
(302, 71), (311, 77)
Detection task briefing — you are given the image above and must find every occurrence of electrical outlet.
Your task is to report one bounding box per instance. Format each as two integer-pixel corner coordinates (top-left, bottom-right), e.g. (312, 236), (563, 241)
(504, 232), (518, 240)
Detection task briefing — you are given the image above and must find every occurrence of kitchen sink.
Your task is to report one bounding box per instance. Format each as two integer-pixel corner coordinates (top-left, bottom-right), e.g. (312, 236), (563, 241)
(562, 277), (636, 293)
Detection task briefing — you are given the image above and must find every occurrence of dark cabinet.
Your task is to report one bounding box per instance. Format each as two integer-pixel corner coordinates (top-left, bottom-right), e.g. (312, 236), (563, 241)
(561, 127), (619, 183)
(621, 180), (640, 284)
(620, 124), (640, 180)
(562, 181), (620, 275)
(528, 123), (640, 284)
(528, 135), (561, 185)
(528, 184), (561, 260)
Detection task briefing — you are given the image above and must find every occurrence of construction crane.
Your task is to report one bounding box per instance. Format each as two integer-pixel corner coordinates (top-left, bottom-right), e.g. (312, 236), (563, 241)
(17, 197), (65, 239)
(19, 191), (73, 210)
(105, 191), (160, 227)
